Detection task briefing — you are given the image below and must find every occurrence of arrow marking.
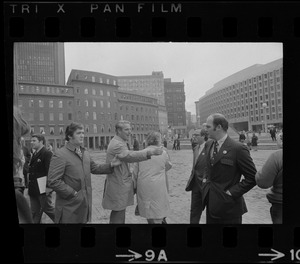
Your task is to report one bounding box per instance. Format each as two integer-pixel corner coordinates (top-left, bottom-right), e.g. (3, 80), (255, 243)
(116, 249), (143, 262)
(259, 248), (285, 261)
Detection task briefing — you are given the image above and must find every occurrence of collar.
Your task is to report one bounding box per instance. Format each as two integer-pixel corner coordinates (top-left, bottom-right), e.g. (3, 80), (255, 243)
(66, 141), (82, 152)
(217, 134), (228, 146)
(34, 146), (44, 155)
(114, 135), (127, 143)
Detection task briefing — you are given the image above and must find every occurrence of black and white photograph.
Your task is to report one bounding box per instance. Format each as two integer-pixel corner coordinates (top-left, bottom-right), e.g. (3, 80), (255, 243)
(13, 42), (283, 225)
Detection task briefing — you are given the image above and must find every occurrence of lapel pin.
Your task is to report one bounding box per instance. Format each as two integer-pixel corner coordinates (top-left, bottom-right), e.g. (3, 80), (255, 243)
(223, 150), (227, 154)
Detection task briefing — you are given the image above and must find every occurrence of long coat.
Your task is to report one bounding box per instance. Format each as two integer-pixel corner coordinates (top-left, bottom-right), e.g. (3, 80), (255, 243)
(102, 135), (151, 211)
(132, 147), (172, 219)
(47, 142), (113, 223)
(202, 136), (257, 219)
(28, 147), (53, 197)
(185, 141), (210, 192)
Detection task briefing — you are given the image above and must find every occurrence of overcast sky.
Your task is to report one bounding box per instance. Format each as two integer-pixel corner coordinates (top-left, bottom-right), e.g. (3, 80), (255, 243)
(64, 42), (282, 115)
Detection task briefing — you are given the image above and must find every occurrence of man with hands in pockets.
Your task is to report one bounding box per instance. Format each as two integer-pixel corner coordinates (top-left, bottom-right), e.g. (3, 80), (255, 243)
(47, 122), (121, 223)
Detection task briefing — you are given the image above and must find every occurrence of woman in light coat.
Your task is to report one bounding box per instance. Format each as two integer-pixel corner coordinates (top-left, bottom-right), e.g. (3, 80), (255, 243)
(133, 132), (172, 224)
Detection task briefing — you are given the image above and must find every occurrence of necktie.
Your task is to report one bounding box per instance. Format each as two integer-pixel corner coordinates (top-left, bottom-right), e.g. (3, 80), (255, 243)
(210, 141), (219, 166)
(76, 147), (83, 159)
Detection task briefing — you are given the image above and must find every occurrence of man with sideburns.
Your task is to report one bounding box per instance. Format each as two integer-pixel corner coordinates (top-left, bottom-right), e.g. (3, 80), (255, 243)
(47, 122), (121, 223)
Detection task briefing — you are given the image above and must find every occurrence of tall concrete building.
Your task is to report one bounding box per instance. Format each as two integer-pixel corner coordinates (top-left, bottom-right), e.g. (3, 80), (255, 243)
(196, 58), (283, 132)
(164, 78), (187, 137)
(117, 71), (168, 134)
(14, 42), (73, 149)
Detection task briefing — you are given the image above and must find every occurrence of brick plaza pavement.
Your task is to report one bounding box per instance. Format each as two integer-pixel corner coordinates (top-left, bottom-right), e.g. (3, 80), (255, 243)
(38, 148), (278, 224)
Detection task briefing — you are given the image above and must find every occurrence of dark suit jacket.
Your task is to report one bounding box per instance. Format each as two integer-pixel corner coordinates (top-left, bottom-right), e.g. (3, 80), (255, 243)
(202, 136), (257, 219)
(185, 141), (210, 192)
(28, 146), (53, 196)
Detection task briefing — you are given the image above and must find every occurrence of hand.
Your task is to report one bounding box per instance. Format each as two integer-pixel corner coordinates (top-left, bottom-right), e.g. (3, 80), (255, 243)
(225, 190), (232, 196)
(111, 156), (122, 167)
(149, 146), (163, 156)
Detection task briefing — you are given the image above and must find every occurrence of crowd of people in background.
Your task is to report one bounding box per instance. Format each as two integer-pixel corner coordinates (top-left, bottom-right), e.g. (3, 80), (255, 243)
(14, 105), (282, 224)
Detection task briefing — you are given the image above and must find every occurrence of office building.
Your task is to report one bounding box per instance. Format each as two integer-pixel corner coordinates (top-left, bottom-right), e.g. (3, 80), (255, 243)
(196, 58), (283, 132)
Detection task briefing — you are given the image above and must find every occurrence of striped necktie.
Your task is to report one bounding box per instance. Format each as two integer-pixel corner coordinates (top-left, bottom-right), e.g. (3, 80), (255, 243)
(75, 147), (83, 159)
(210, 141), (219, 166)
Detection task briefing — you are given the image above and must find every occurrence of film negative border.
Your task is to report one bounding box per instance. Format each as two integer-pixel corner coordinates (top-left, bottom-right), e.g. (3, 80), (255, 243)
(4, 1), (300, 263)
(16, 225), (300, 262)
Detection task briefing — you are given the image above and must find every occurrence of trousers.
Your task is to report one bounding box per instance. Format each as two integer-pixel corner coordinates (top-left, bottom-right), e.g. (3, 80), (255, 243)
(29, 192), (55, 223)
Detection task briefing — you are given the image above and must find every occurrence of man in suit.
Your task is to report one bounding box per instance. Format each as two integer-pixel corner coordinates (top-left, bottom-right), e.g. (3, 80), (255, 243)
(185, 128), (210, 223)
(202, 113), (257, 224)
(47, 122), (121, 223)
(28, 134), (55, 223)
(102, 120), (163, 224)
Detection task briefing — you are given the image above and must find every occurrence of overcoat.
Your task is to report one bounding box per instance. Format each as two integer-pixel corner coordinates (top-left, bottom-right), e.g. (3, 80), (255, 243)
(28, 146), (53, 196)
(47, 142), (113, 223)
(102, 135), (151, 211)
(202, 137), (257, 219)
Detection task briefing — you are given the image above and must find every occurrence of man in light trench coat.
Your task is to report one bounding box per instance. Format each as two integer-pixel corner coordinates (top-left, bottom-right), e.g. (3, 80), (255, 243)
(102, 120), (164, 223)
(47, 122), (121, 223)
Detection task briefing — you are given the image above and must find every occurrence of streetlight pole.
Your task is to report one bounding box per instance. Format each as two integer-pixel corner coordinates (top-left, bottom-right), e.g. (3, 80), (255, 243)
(262, 102), (268, 133)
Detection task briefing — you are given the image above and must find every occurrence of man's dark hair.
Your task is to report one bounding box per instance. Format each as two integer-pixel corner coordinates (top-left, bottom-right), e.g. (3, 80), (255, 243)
(211, 113), (229, 131)
(65, 122), (84, 141)
(31, 134), (46, 145)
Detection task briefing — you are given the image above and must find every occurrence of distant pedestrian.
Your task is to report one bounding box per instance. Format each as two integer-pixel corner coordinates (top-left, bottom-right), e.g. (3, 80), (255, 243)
(172, 139), (177, 150)
(163, 138), (168, 148)
(270, 128), (277, 141)
(48, 122), (121, 223)
(177, 138), (180, 150)
(133, 132), (172, 224)
(255, 149), (282, 224)
(239, 131), (246, 143)
(251, 133), (258, 151)
(142, 140), (146, 149)
(28, 134), (55, 223)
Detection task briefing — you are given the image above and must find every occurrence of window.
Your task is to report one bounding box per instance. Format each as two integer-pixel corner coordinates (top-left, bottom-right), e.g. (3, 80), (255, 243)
(85, 125), (89, 133)
(59, 100), (63, 108)
(93, 124), (97, 133)
(113, 91), (116, 97)
(50, 127), (54, 135)
(28, 113), (34, 121)
(100, 101), (104, 108)
(39, 113), (44, 121)
(40, 127), (45, 134)
(29, 100), (34, 107)
(93, 112), (97, 120)
(92, 89), (96, 95)
(49, 113), (54, 121)
(59, 113), (63, 121)
(92, 76), (95, 82)
(107, 101), (111, 108)
(49, 100), (54, 108)
(85, 112), (89, 119)
(59, 127), (64, 135)
(107, 90), (110, 96)
(100, 77), (103, 83)
(77, 99), (80, 106)
(106, 79), (109, 84)
(85, 100), (89, 107)
(68, 113), (72, 121)
(84, 88), (88, 94)
(100, 89), (103, 96)
(93, 100), (96, 107)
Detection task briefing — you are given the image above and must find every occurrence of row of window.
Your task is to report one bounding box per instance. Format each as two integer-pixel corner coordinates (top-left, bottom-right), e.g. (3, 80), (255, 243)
(18, 99), (72, 108)
(119, 93), (158, 105)
(77, 87), (117, 97)
(75, 74), (117, 86)
(19, 85), (72, 95)
(119, 104), (157, 114)
(26, 112), (72, 122)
